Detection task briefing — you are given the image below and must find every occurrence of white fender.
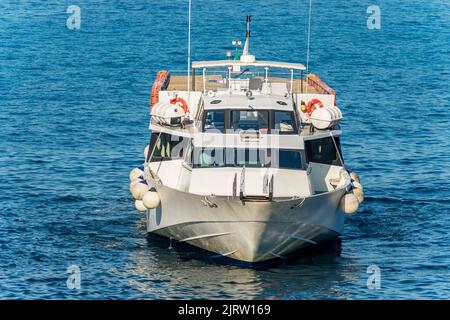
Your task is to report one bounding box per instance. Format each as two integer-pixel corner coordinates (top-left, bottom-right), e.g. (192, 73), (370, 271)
(351, 181), (364, 203)
(352, 188), (365, 203)
(129, 167), (144, 182)
(129, 179), (140, 194)
(131, 180), (149, 200)
(339, 192), (360, 214)
(142, 190), (161, 209)
(134, 200), (147, 212)
(350, 172), (360, 183)
(352, 181), (363, 190)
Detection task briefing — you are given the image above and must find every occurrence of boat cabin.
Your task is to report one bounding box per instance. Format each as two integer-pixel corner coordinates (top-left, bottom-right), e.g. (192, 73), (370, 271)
(146, 37), (344, 201)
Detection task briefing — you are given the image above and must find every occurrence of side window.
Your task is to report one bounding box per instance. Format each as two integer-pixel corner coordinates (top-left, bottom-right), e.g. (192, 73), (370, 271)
(270, 149), (302, 169)
(235, 148), (270, 168)
(204, 111), (225, 133)
(148, 133), (162, 160)
(193, 148), (226, 168)
(274, 111), (296, 134)
(150, 133), (185, 162)
(305, 137), (343, 165)
(279, 150), (302, 169)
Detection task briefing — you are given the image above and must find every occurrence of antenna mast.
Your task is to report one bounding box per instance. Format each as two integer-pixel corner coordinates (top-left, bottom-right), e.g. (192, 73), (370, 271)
(242, 15), (250, 55)
(241, 15), (255, 63)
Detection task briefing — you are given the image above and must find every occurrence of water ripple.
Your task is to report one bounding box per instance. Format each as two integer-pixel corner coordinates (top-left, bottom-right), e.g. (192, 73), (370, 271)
(0, 0), (449, 299)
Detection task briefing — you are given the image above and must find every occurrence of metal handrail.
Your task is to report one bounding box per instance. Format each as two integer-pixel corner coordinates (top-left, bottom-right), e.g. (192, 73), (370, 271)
(306, 74), (336, 95)
(168, 69), (304, 79)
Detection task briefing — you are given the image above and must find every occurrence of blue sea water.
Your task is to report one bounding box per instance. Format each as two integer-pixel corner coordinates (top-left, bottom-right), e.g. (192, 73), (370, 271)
(0, 0), (449, 299)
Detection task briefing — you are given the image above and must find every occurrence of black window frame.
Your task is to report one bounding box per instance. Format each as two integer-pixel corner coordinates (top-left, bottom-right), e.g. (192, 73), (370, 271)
(271, 149), (303, 169)
(191, 147), (303, 170)
(149, 132), (187, 162)
(304, 137), (343, 166)
(273, 110), (298, 135)
(202, 110), (227, 133)
(201, 109), (299, 134)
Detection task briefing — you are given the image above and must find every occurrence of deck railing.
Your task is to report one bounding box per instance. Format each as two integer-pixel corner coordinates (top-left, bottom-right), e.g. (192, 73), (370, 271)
(158, 69), (335, 98)
(166, 69), (307, 94)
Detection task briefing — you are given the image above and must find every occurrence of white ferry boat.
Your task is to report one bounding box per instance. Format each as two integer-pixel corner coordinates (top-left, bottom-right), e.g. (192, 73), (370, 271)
(129, 17), (364, 264)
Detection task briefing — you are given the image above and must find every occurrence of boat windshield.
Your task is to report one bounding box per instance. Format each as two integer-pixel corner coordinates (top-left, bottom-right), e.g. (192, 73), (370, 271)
(231, 110), (269, 132)
(203, 110), (297, 134)
(192, 148), (302, 169)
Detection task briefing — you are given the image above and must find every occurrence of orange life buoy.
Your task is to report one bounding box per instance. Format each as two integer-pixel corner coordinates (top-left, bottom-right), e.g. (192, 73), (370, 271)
(307, 98), (324, 115)
(170, 97), (189, 112)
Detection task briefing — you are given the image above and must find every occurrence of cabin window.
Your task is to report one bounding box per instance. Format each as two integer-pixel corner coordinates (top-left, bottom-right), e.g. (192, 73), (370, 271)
(193, 148), (270, 168)
(305, 137), (343, 166)
(271, 149), (302, 169)
(230, 110), (269, 132)
(193, 148), (226, 168)
(204, 111), (225, 133)
(192, 147), (302, 169)
(235, 148), (270, 168)
(274, 111), (296, 134)
(149, 133), (186, 161)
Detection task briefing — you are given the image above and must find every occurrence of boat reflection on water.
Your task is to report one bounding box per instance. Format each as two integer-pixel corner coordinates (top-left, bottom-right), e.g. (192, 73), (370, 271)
(146, 233), (343, 269)
(119, 223), (360, 299)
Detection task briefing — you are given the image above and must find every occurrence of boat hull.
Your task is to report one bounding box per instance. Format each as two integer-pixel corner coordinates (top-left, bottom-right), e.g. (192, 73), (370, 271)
(145, 184), (347, 263)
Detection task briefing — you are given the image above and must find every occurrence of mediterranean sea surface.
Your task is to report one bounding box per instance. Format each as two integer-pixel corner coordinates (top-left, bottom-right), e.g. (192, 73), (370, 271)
(0, 0), (449, 299)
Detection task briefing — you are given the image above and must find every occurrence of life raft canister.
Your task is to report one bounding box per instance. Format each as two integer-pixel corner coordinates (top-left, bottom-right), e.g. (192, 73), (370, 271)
(307, 98), (324, 115)
(170, 97), (189, 113)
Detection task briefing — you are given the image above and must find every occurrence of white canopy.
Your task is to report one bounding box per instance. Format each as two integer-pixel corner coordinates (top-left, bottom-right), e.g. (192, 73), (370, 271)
(192, 60), (306, 71)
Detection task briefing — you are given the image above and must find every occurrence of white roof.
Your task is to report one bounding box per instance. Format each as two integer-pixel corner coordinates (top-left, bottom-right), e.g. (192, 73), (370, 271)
(192, 60), (306, 71)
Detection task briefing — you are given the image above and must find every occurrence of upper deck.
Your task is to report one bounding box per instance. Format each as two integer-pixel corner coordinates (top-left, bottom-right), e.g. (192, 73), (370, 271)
(165, 73), (326, 95)
(149, 33), (341, 142)
(151, 64), (338, 134)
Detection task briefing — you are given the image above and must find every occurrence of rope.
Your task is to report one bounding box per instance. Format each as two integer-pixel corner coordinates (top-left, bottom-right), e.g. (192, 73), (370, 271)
(187, 0), (192, 103)
(329, 131), (347, 171)
(306, 0), (312, 72)
(329, 131), (354, 191)
(144, 132), (162, 185)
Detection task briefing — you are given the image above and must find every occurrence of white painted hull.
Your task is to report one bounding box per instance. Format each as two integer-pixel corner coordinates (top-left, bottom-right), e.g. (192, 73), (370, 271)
(145, 183), (348, 263)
